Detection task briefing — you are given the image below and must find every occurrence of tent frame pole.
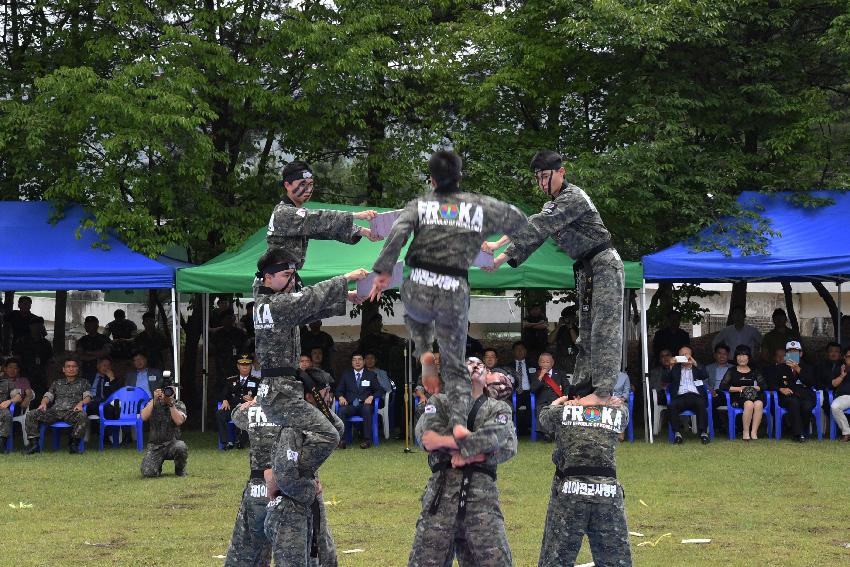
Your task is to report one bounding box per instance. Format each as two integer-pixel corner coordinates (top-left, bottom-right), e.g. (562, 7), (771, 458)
(202, 293), (210, 433)
(839, 282), (843, 345)
(171, 288), (181, 393)
(640, 280), (653, 443)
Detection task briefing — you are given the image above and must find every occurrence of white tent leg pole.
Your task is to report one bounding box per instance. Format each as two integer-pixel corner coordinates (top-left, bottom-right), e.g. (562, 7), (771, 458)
(640, 280), (653, 443)
(202, 293), (210, 433)
(838, 282), (843, 345)
(171, 288), (180, 392)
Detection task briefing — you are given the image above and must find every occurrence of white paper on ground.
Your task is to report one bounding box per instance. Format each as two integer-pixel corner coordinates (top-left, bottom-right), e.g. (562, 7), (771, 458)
(212, 555), (226, 559)
(681, 539), (711, 544)
(629, 532), (645, 537)
(357, 261), (403, 296)
(472, 250), (494, 269)
(575, 563), (595, 567)
(369, 210), (402, 238)
(342, 549), (365, 554)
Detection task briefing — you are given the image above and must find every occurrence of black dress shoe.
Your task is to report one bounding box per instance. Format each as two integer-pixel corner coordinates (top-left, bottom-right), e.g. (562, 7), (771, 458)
(674, 433), (684, 444)
(700, 434), (710, 445)
(24, 441), (41, 455)
(359, 441), (372, 449)
(337, 441), (347, 450)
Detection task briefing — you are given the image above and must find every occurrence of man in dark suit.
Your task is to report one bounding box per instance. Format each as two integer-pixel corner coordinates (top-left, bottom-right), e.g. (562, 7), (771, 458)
(667, 346), (710, 444)
(124, 351), (168, 398)
(88, 356), (124, 421)
(335, 352), (385, 449)
(511, 341), (536, 435)
(530, 352), (566, 441)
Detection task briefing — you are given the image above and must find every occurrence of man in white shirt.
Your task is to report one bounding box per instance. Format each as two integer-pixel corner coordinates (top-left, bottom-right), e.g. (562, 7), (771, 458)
(712, 306), (762, 358)
(667, 346), (710, 445)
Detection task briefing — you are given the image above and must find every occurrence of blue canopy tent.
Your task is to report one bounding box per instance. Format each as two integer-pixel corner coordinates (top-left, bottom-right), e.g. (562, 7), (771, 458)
(0, 201), (186, 386)
(638, 190), (850, 441)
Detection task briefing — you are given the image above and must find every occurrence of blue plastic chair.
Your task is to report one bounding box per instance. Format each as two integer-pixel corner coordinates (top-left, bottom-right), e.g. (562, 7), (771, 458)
(217, 401), (239, 450)
(39, 404), (87, 452)
(530, 393), (538, 441)
(627, 392), (635, 442)
(99, 387), (150, 452)
(722, 390), (773, 439)
(335, 397), (381, 447)
(5, 403), (13, 452)
(665, 387), (714, 442)
(773, 389), (823, 440)
(827, 391), (850, 439)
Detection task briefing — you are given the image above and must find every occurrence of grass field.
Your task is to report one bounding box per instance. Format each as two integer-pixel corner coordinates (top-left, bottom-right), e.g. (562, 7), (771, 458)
(1, 431), (849, 566)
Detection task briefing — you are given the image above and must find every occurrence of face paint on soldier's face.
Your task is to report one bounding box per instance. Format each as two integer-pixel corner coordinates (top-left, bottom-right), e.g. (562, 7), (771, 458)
(535, 168), (565, 197)
(285, 179), (314, 204)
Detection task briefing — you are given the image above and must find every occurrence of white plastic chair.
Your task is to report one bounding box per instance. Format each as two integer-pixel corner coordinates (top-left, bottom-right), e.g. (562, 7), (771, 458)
(11, 404), (29, 447)
(377, 387), (396, 440)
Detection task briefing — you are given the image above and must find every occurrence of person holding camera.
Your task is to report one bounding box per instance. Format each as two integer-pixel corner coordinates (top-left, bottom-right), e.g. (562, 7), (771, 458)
(140, 383), (188, 477)
(719, 345), (766, 440)
(667, 346), (710, 445)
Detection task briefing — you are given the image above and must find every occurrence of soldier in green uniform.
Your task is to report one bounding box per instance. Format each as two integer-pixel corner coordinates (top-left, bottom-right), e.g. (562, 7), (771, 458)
(24, 357), (91, 454)
(140, 386), (188, 477)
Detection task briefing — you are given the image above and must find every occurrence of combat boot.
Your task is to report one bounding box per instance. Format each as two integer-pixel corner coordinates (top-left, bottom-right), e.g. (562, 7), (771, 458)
(24, 439), (41, 454)
(0, 437), (7, 453)
(175, 465), (187, 477)
(68, 438), (81, 454)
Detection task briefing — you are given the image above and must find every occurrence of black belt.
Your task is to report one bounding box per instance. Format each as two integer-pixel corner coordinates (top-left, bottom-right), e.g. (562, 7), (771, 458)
(261, 366), (299, 378)
(250, 469), (267, 480)
(574, 240), (613, 266)
(406, 258), (469, 280)
(310, 499), (321, 558)
(556, 465), (617, 479)
(427, 460), (497, 517)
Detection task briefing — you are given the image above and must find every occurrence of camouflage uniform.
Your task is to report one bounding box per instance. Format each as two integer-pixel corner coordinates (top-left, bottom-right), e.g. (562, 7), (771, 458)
(264, 408), (344, 567)
(266, 197), (362, 270)
(537, 403), (632, 566)
(24, 377), (91, 441)
(373, 191), (527, 426)
(505, 183), (624, 396)
(140, 400), (188, 477)
(409, 393), (516, 567)
(0, 379), (21, 440)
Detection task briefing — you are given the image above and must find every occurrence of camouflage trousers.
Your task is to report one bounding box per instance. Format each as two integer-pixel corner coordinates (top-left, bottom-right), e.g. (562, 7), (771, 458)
(409, 471), (512, 567)
(401, 276), (471, 427)
(0, 408), (10, 438)
(264, 492), (337, 567)
(224, 478), (272, 567)
(25, 407), (88, 440)
(573, 249), (624, 398)
(140, 440), (188, 477)
(538, 476), (632, 567)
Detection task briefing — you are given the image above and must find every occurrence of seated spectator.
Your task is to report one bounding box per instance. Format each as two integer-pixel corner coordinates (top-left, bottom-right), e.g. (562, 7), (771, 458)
(712, 305), (762, 358)
(530, 352), (566, 441)
(140, 386), (188, 477)
(2, 357), (34, 417)
(335, 352), (385, 449)
(211, 313), (248, 379)
(720, 345), (766, 440)
(762, 345), (788, 386)
(7, 296), (40, 349)
(88, 356), (123, 421)
(511, 341), (536, 435)
(761, 308), (801, 364)
(649, 348), (673, 393)
(217, 354), (257, 450)
(105, 309), (138, 360)
(76, 315), (112, 380)
(132, 312), (170, 370)
(124, 351), (167, 398)
(12, 317), (53, 395)
(310, 346), (333, 378)
(301, 320), (335, 367)
(465, 323), (484, 358)
(298, 353), (313, 371)
(767, 340), (817, 442)
(0, 358), (32, 452)
(829, 347), (850, 442)
(483, 348), (500, 372)
(550, 306), (578, 373)
(522, 304), (549, 360)
(652, 311), (691, 364)
(667, 346), (710, 445)
(613, 371), (631, 400)
(816, 342), (844, 393)
(24, 357), (91, 454)
(705, 343), (733, 430)
(365, 352), (394, 397)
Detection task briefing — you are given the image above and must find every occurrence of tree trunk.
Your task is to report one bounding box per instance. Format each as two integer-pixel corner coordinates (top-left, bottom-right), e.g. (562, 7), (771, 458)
(53, 291), (68, 354)
(359, 300), (379, 338)
(781, 282), (800, 334)
(812, 282), (839, 338)
(2, 291), (14, 352)
(727, 282), (748, 324)
(180, 294), (204, 422)
(647, 282), (673, 327)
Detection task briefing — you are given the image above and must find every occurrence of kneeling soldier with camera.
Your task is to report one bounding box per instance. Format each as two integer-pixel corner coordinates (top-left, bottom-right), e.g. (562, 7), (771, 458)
(140, 378), (188, 478)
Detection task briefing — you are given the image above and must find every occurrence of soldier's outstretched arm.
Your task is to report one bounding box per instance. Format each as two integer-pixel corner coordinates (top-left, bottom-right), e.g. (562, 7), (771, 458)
(267, 276), (348, 327)
(272, 428), (318, 506)
(537, 397), (568, 435)
(231, 402), (251, 431)
(372, 202), (417, 274)
(267, 204), (364, 245)
(454, 401), (516, 462)
(504, 199), (580, 266)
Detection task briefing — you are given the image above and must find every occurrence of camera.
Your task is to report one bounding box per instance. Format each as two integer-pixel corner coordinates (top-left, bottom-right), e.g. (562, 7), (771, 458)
(162, 386), (175, 398)
(674, 355), (689, 364)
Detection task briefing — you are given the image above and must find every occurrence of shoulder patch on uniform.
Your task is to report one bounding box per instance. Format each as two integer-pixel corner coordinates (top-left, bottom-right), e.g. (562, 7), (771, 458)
(424, 404), (437, 414)
(542, 202), (557, 214)
(295, 208), (307, 218)
(287, 449), (299, 461)
(495, 414), (509, 424)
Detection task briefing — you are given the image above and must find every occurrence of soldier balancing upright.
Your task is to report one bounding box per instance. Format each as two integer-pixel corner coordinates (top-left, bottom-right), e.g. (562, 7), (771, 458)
(369, 150), (527, 425)
(485, 150), (625, 405)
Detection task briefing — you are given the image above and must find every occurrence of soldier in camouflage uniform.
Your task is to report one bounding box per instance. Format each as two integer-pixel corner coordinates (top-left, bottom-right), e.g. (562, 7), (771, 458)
(24, 357), (91, 454)
(537, 397), (632, 566)
(263, 373), (345, 567)
(409, 358), (517, 567)
(0, 376), (26, 452)
(140, 387), (188, 477)
(369, 151), (528, 426)
(265, 160), (378, 272)
(487, 150), (624, 405)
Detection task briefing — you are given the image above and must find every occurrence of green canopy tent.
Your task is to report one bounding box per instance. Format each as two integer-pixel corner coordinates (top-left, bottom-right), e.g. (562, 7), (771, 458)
(176, 202), (643, 292)
(176, 202), (643, 432)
